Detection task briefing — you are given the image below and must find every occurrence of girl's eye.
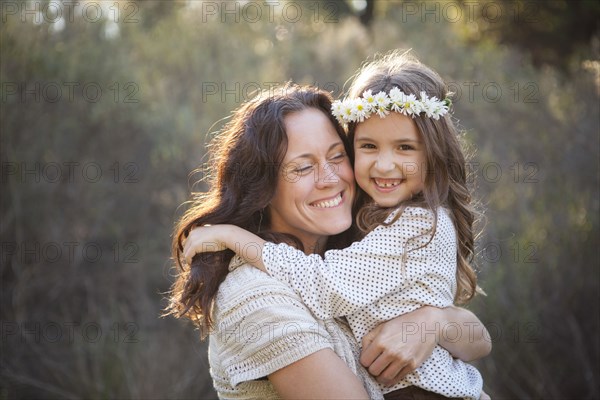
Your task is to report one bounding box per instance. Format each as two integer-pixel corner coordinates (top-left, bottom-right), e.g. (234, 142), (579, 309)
(359, 143), (376, 150)
(398, 144), (414, 151)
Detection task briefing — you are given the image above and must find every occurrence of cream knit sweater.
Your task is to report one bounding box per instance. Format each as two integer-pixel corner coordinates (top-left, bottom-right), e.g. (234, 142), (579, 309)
(208, 263), (383, 400)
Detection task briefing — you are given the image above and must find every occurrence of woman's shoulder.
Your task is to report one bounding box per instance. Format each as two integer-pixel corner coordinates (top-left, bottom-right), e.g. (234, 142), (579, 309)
(214, 263), (314, 324)
(218, 262), (277, 295)
(217, 263), (296, 300)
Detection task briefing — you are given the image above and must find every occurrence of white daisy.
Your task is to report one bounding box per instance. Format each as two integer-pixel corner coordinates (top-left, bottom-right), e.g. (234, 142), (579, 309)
(388, 87), (405, 112)
(401, 93), (419, 116)
(352, 98), (368, 122)
(362, 90), (376, 112)
(421, 94), (439, 118)
(341, 100), (355, 123)
(374, 91), (390, 108)
(331, 100), (345, 123)
(431, 103), (449, 120)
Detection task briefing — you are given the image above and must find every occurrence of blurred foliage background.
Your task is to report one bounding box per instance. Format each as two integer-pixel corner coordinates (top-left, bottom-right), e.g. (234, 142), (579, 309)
(1, 0), (599, 398)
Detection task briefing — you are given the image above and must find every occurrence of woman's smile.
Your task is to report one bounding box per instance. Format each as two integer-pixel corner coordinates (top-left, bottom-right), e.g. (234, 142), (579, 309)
(309, 191), (345, 208)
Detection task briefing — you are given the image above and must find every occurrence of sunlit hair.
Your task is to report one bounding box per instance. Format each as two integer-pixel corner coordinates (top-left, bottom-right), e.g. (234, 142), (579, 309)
(346, 50), (480, 304)
(165, 84), (353, 335)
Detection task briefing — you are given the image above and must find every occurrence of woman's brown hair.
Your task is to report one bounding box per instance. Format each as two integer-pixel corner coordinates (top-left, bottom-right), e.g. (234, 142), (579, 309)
(165, 84), (352, 336)
(346, 50), (480, 304)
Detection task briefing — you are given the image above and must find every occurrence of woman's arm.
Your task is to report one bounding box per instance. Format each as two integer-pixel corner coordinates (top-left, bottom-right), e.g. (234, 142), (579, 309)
(360, 306), (491, 387)
(436, 306), (492, 362)
(269, 349), (370, 399)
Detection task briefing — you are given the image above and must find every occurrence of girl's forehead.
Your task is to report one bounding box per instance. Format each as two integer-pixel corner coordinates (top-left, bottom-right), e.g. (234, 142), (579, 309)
(354, 113), (420, 141)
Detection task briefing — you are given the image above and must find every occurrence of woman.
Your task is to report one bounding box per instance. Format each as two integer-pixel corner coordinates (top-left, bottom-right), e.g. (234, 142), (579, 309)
(167, 84), (490, 399)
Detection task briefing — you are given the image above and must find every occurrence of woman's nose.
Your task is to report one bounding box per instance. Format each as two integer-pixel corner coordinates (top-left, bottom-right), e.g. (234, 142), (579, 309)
(315, 162), (339, 188)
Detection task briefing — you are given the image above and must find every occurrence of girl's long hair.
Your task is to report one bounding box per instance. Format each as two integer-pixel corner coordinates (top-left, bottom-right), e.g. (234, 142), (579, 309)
(347, 50), (480, 304)
(165, 84), (352, 336)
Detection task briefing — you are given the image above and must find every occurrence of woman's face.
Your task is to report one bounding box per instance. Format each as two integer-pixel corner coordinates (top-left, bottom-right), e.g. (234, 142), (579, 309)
(268, 108), (355, 253)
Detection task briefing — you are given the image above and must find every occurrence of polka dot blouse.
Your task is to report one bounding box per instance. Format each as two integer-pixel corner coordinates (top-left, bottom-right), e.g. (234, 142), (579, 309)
(262, 206), (483, 399)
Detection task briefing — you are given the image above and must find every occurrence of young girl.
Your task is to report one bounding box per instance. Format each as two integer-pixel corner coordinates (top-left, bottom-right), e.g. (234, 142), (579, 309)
(184, 52), (487, 399)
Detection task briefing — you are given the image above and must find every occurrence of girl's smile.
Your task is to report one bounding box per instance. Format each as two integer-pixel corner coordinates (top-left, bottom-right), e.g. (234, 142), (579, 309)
(373, 178), (403, 191)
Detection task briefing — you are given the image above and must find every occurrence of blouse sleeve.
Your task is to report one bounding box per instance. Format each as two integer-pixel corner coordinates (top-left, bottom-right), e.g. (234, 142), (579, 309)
(211, 266), (337, 387)
(262, 207), (441, 320)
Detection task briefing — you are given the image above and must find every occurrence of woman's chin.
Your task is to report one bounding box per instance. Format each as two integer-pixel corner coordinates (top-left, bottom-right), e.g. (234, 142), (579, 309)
(319, 217), (352, 236)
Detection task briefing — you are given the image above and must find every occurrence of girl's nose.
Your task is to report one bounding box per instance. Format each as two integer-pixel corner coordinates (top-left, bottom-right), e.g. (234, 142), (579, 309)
(374, 153), (396, 173)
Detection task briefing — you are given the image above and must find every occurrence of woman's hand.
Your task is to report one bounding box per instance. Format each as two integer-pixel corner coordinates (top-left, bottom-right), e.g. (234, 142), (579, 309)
(183, 225), (230, 265)
(360, 305), (492, 387)
(360, 306), (441, 387)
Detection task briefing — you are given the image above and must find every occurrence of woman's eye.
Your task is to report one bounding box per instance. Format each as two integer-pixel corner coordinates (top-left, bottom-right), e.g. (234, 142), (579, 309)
(398, 144), (414, 151)
(359, 143), (376, 150)
(329, 152), (347, 162)
(294, 165), (313, 174)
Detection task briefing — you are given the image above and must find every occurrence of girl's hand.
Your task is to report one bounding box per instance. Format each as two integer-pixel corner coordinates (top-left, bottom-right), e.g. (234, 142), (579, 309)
(359, 306), (440, 387)
(182, 225), (267, 271)
(183, 225), (230, 265)
(480, 390), (491, 400)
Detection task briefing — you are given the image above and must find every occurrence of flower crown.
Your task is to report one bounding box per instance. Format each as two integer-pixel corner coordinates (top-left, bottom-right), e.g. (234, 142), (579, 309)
(331, 87), (452, 125)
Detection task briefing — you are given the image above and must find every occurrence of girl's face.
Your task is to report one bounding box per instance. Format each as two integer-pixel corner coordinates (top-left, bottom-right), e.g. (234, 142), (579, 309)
(353, 113), (427, 208)
(268, 108), (355, 253)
